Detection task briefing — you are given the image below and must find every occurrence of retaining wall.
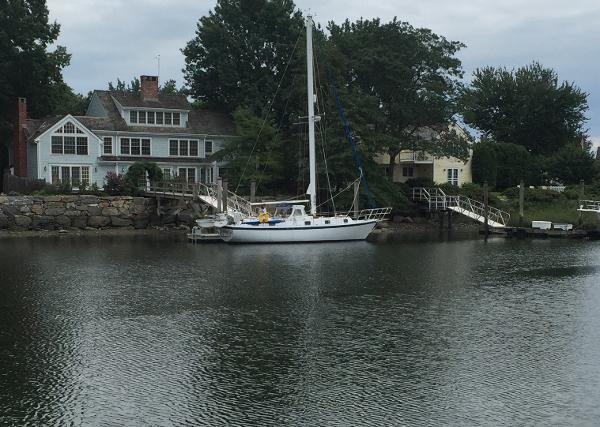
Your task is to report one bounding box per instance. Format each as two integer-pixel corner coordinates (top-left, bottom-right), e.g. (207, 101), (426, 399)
(0, 195), (160, 230)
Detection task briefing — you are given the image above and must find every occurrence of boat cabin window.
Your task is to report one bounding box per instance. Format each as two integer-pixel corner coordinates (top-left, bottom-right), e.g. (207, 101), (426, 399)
(304, 221), (311, 225)
(291, 208), (304, 217)
(325, 220), (330, 224)
(344, 219), (348, 223)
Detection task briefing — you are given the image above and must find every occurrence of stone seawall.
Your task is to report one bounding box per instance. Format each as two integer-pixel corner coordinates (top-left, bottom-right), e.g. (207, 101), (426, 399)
(0, 195), (158, 231)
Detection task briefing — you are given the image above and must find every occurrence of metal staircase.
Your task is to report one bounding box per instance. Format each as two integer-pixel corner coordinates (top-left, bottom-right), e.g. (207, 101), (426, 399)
(412, 187), (510, 228)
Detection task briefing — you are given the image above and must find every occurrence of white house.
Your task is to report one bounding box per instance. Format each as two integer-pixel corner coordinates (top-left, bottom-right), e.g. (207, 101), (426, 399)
(12, 75), (235, 187)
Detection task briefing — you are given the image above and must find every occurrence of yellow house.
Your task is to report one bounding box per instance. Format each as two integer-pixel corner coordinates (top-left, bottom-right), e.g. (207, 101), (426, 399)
(374, 126), (473, 186)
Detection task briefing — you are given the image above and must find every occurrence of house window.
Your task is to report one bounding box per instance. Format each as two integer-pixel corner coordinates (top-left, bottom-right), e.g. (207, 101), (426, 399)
(156, 112), (163, 125)
(103, 137), (112, 154)
(138, 111), (146, 124)
(447, 168), (459, 186)
(165, 112), (172, 125)
(172, 113), (180, 126)
(205, 140), (213, 155)
(130, 110), (137, 124)
(120, 138), (151, 156)
(76, 137), (88, 155)
(169, 139), (199, 157)
(190, 140), (198, 157)
(402, 167), (414, 177)
(163, 168), (171, 179)
(51, 124), (88, 156)
(178, 167), (196, 183)
(147, 111), (155, 124)
(51, 165), (91, 186)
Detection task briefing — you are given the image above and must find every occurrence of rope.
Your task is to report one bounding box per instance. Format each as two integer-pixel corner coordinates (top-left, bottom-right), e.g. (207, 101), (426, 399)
(316, 175), (361, 210)
(326, 68), (377, 208)
(235, 33), (302, 193)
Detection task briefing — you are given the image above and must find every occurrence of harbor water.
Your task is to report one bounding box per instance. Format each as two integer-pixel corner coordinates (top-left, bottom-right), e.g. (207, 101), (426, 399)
(1, 233), (600, 425)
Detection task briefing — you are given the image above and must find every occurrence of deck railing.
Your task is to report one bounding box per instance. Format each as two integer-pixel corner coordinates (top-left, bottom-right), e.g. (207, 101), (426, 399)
(357, 207), (392, 221)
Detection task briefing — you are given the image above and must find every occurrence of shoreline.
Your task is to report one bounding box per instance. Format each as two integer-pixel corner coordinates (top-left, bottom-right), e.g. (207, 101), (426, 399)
(0, 227), (189, 240)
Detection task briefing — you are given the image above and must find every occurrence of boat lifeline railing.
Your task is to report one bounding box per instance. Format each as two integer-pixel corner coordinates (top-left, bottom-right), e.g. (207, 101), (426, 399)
(357, 207), (392, 221)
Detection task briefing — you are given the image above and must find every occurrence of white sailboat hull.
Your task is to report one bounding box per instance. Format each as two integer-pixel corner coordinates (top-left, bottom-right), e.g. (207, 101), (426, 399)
(219, 219), (377, 243)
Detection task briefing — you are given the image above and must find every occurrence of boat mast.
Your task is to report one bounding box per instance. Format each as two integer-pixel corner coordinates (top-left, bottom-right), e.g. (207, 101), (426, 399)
(306, 15), (317, 216)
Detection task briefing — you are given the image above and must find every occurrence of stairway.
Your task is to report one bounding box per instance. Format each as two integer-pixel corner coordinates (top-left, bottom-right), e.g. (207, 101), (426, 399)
(412, 187), (510, 228)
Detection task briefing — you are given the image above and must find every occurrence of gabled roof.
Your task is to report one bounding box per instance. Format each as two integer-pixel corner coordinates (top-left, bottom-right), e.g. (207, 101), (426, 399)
(27, 115), (103, 143)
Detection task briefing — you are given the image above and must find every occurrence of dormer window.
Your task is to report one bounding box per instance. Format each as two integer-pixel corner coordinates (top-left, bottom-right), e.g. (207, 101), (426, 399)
(128, 110), (182, 127)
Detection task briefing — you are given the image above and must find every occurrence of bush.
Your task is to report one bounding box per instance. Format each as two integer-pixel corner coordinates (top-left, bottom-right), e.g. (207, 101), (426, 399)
(405, 177), (435, 188)
(104, 171), (126, 195)
(124, 161), (164, 190)
(502, 186), (565, 203)
(472, 142), (497, 187)
(545, 144), (596, 184)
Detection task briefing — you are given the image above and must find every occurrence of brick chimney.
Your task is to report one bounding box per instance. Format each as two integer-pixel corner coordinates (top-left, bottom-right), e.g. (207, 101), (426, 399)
(140, 75), (159, 101)
(14, 98), (28, 177)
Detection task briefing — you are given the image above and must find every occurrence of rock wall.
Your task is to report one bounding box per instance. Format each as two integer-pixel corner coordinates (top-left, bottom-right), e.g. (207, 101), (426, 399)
(0, 195), (159, 231)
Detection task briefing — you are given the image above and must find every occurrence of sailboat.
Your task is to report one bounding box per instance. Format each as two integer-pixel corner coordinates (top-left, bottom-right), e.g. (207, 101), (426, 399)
(218, 15), (390, 243)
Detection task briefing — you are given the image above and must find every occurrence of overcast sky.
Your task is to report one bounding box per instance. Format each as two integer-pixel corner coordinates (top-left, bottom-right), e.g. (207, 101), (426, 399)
(47, 0), (600, 142)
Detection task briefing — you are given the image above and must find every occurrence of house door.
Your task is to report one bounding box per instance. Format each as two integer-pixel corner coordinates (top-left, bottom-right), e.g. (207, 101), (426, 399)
(447, 168), (459, 186)
(178, 167), (196, 183)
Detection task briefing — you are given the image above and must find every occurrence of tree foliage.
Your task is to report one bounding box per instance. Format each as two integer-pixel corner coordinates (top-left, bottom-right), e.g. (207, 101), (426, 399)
(545, 144), (596, 184)
(0, 0), (72, 146)
(183, 0), (305, 117)
(327, 18), (469, 179)
(471, 142), (497, 187)
(462, 62), (588, 155)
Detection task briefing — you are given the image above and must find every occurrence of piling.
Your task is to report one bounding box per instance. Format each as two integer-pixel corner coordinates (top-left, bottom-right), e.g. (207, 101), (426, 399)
(222, 180), (228, 213)
(579, 180), (585, 226)
(250, 181), (256, 203)
(519, 180), (525, 227)
(483, 181), (489, 239)
(216, 178), (223, 212)
(353, 180), (360, 219)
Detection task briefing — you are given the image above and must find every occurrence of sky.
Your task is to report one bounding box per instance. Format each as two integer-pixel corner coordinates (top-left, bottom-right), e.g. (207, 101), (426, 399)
(47, 0), (600, 144)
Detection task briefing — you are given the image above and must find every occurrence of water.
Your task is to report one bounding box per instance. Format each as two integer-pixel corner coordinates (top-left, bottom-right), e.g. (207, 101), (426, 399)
(1, 234), (600, 426)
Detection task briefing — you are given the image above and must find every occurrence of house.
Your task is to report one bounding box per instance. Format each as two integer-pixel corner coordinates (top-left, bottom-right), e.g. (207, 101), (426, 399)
(11, 75), (235, 187)
(374, 126), (473, 186)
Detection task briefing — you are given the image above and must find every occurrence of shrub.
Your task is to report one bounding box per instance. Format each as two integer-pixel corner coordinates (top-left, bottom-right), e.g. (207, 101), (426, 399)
(104, 171), (126, 195)
(405, 177), (435, 188)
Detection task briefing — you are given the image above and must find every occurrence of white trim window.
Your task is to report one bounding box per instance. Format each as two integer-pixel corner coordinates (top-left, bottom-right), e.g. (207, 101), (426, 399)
(178, 167), (196, 183)
(120, 138), (151, 156)
(162, 168), (171, 179)
(51, 122), (88, 155)
(51, 165), (91, 185)
(169, 139), (199, 157)
(205, 140), (213, 156)
(128, 110), (182, 127)
(447, 168), (459, 186)
(103, 136), (113, 155)
(402, 166), (414, 177)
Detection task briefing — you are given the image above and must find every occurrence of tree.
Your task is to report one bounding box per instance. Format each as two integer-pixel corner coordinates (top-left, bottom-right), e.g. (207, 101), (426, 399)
(182, 0), (305, 117)
(0, 0), (72, 171)
(327, 18), (469, 180)
(462, 62), (588, 155)
(545, 144), (596, 184)
(471, 142), (497, 187)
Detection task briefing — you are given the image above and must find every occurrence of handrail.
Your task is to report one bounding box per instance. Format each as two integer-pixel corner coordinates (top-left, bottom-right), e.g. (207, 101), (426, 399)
(357, 207), (392, 221)
(412, 187), (510, 227)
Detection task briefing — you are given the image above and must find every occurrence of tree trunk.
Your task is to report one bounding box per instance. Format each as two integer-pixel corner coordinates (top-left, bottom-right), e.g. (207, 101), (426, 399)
(387, 151), (399, 181)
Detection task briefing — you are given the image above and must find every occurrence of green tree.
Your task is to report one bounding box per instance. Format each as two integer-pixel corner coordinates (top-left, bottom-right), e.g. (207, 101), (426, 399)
(0, 0), (72, 168)
(182, 0), (305, 117)
(327, 18), (469, 180)
(494, 142), (541, 190)
(462, 62), (588, 155)
(545, 143), (596, 184)
(471, 142), (498, 187)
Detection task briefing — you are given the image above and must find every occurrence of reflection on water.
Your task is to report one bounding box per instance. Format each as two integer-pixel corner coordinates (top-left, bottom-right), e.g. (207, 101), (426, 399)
(1, 235), (600, 425)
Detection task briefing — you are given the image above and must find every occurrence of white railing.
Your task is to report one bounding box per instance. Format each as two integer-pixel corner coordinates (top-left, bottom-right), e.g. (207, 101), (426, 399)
(144, 181), (255, 217)
(578, 200), (600, 212)
(446, 195), (510, 227)
(357, 207), (393, 221)
(399, 151), (434, 163)
(412, 187), (510, 227)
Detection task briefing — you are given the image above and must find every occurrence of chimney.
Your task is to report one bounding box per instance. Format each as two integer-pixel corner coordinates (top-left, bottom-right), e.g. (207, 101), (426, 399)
(140, 75), (159, 101)
(14, 98), (28, 177)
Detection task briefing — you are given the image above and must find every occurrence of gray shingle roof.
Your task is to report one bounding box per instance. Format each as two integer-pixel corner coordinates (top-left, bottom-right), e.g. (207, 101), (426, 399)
(110, 91), (190, 110)
(26, 91), (236, 141)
